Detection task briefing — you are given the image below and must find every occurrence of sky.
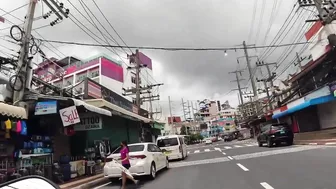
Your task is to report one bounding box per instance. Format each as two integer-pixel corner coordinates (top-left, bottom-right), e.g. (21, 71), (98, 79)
(0, 0), (318, 121)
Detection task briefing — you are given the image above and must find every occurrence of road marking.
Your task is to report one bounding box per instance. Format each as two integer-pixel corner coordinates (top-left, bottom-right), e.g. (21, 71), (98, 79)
(214, 147), (221, 152)
(169, 157), (230, 168)
(93, 182), (112, 189)
(222, 152), (226, 155)
(232, 145), (321, 160)
(236, 163), (249, 171)
(325, 142), (336, 145)
(188, 151), (190, 154)
(205, 149), (210, 152)
(309, 143), (318, 145)
(245, 144), (254, 147)
(260, 182), (275, 189)
(194, 150), (200, 153)
(234, 145), (243, 148)
(224, 146), (232, 149)
(228, 156), (234, 160)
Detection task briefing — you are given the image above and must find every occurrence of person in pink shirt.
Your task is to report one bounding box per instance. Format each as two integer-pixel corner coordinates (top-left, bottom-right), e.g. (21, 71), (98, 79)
(120, 140), (138, 189)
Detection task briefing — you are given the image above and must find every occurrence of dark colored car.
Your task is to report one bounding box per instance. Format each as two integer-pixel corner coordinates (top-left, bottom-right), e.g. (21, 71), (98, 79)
(223, 133), (234, 142)
(257, 123), (294, 147)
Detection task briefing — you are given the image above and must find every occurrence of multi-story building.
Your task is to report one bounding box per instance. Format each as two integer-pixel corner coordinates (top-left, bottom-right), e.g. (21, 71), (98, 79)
(33, 53), (154, 111)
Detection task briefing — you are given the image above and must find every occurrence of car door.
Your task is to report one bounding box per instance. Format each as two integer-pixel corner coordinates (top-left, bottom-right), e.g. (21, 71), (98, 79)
(148, 144), (161, 168)
(179, 137), (187, 156)
(153, 145), (166, 169)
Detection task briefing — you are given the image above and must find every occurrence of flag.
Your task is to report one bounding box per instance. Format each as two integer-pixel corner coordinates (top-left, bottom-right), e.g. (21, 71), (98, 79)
(0, 16), (5, 23)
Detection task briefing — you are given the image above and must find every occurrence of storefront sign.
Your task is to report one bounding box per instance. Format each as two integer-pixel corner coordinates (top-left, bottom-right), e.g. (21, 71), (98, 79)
(35, 101), (57, 115)
(59, 106), (80, 127)
(305, 86), (331, 101)
(74, 113), (102, 131)
(85, 78), (149, 117)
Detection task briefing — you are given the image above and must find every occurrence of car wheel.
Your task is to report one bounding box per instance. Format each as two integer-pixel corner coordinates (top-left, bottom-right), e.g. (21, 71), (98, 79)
(258, 140), (262, 147)
(165, 158), (169, 169)
(149, 163), (156, 180)
(267, 138), (273, 148)
(287, 139), (293, 146)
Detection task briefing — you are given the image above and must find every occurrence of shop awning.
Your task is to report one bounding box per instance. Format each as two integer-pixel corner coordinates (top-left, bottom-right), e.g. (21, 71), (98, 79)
(272, 95), (335, 119)
(0, 103), (27, 119)
(84, 99), (152, 123)
(71, 98), (111, 116)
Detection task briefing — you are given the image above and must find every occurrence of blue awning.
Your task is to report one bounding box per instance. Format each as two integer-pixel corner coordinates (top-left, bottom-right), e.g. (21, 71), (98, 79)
(272, 95), (335, 119)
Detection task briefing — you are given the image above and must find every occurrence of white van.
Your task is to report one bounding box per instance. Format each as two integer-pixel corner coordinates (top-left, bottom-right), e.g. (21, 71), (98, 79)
(156, 135), (188, 160)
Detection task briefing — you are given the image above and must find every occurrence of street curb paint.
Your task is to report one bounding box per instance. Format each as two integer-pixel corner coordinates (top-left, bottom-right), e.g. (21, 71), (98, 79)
(69, 177), (110, 189)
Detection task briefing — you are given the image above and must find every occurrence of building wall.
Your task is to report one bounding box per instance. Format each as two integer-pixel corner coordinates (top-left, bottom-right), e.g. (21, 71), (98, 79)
(294, 106), (320, 132)
(317, 100), (336, 129)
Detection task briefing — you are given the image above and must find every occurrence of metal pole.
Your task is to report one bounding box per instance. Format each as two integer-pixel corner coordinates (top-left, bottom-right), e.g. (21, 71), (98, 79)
(13, 0), (37, 105)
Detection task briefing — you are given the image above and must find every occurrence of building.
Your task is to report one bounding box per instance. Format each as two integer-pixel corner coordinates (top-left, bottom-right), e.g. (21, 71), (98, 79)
(33, 53), (154, 111)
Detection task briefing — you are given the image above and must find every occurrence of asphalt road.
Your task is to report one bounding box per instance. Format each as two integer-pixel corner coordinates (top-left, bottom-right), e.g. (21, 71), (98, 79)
(94, 139), (335, 189)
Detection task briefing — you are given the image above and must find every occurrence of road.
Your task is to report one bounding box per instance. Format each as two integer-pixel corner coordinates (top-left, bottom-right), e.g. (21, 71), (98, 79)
(95, 139), (336, 189)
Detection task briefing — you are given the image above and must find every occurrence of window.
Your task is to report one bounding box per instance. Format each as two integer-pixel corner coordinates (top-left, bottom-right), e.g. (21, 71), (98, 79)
(157, 138), (179, 147)
(147, 144), (157, 152)
(89, 68), (99, 78)
(112, 145), (144, 154)
(153, 145), (162, 152)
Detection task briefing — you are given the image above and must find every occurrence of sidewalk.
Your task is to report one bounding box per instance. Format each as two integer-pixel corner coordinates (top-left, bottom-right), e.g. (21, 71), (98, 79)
(294, 128), (336, 145)
(59, 174), (110, 189)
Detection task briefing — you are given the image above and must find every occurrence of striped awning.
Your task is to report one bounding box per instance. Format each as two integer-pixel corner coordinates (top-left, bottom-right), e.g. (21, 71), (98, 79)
(0, 103), (27, 119)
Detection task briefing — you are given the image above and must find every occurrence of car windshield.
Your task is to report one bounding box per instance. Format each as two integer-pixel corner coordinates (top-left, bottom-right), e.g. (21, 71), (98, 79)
(157, 138), (179, 147)
(271, 124), (289, 130)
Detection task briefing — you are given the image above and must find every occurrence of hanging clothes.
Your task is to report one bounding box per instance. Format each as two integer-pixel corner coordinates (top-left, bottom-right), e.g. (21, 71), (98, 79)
(5, 119), (11, 129)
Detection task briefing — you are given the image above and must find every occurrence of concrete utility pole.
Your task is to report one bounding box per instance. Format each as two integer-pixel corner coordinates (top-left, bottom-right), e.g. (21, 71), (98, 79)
(243, 41), (258, 99)
(168, 96), (174, 134)
(229, 69), (245, 105)
(256, 61), (277, 103)
(256, 78), (272, 111)
(135, 49), (141, 110)
(13, 0), (37, 105)
(181, 98), (187, 121)
(191, 102), (196, 122)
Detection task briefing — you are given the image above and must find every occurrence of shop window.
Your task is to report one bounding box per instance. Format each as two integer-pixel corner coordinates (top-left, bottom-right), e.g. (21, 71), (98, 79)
(89, 68), (99, 78)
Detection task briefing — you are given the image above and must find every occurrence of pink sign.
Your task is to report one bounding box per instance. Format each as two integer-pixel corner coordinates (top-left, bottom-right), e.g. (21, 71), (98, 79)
(59, 106), (80, 127)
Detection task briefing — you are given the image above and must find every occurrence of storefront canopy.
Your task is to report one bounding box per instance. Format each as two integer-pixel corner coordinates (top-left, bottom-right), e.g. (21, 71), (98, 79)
(0, 102), (27, 119)
(84, 99), (152, 123)
(272, 95), (335, 119)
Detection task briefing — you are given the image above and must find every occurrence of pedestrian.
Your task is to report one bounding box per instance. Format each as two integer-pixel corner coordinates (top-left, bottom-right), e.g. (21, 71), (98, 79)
(120, 140), (138, 189)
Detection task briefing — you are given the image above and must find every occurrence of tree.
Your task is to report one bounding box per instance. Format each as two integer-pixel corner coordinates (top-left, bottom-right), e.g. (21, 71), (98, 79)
(180, 125), (187, 135)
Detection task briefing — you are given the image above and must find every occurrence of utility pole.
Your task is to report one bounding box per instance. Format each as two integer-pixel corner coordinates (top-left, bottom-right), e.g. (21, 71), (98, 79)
(13, 0), (37, 105)
(243, 41), (258, 99)
(256, 78), (272, 111)
(168, 96), (174, 134)
(229, 69), (245, 105)
(256, 61), (277, 104)
(135, 49), (141, 109)
(191, 102), (196, 122)
(181, 98), (189, 135)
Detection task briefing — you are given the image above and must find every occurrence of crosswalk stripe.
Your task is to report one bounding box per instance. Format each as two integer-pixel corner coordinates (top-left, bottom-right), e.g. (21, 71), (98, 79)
(224, 146), (232, 149)
(194, 150), (200, 153)
(234, 145), (243, 148)
(245, 144), (254, 147)
(205, 149), (210, 152)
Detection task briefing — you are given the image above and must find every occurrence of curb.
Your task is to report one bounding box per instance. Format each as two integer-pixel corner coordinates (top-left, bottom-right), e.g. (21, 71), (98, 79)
(295, 141), (336, 145)
(70, 177), (109, 189)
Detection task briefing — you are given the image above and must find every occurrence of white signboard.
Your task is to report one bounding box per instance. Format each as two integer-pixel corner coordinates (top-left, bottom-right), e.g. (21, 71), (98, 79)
(59, 106), (80, 127)
(74, 113), (102, 131)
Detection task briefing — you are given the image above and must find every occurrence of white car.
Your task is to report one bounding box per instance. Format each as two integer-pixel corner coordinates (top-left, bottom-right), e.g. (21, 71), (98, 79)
(104, 143), (169, 180)
(156, 135), (188, 160)
(205, 139), (212, 145)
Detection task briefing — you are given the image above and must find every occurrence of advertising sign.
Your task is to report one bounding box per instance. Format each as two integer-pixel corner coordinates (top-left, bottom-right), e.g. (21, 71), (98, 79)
(35, 101), (57, 115)
(74, 113), (102, 131)
(59, 106), (80, 127)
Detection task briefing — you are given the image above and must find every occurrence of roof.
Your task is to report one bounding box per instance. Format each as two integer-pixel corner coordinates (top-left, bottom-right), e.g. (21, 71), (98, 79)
(288, 51), (330, 83)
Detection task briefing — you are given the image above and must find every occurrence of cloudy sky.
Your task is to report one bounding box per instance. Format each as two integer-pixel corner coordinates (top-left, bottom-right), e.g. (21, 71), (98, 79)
(0, 0), (317, 120)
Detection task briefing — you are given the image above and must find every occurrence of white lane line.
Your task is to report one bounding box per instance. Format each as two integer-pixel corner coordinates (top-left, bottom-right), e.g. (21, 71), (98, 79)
(222, 152), (226, 155)
(325, 142), (336, 145)
(224, 146), (232, 149)
(236, 163), (249, 171)
(214, 147), (221, 152)
(228, 156), (234, 160)
(234, 145), (243, 148)
(194, 150), (200, 153)
(260, 182), (275, 189)
(204, 149), (210, 152)
(93, 182), (112, 189)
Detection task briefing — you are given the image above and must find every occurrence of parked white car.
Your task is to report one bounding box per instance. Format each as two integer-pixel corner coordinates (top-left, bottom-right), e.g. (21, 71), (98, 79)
(103, 143), (169, 180)
(205, 139), (213, 145)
